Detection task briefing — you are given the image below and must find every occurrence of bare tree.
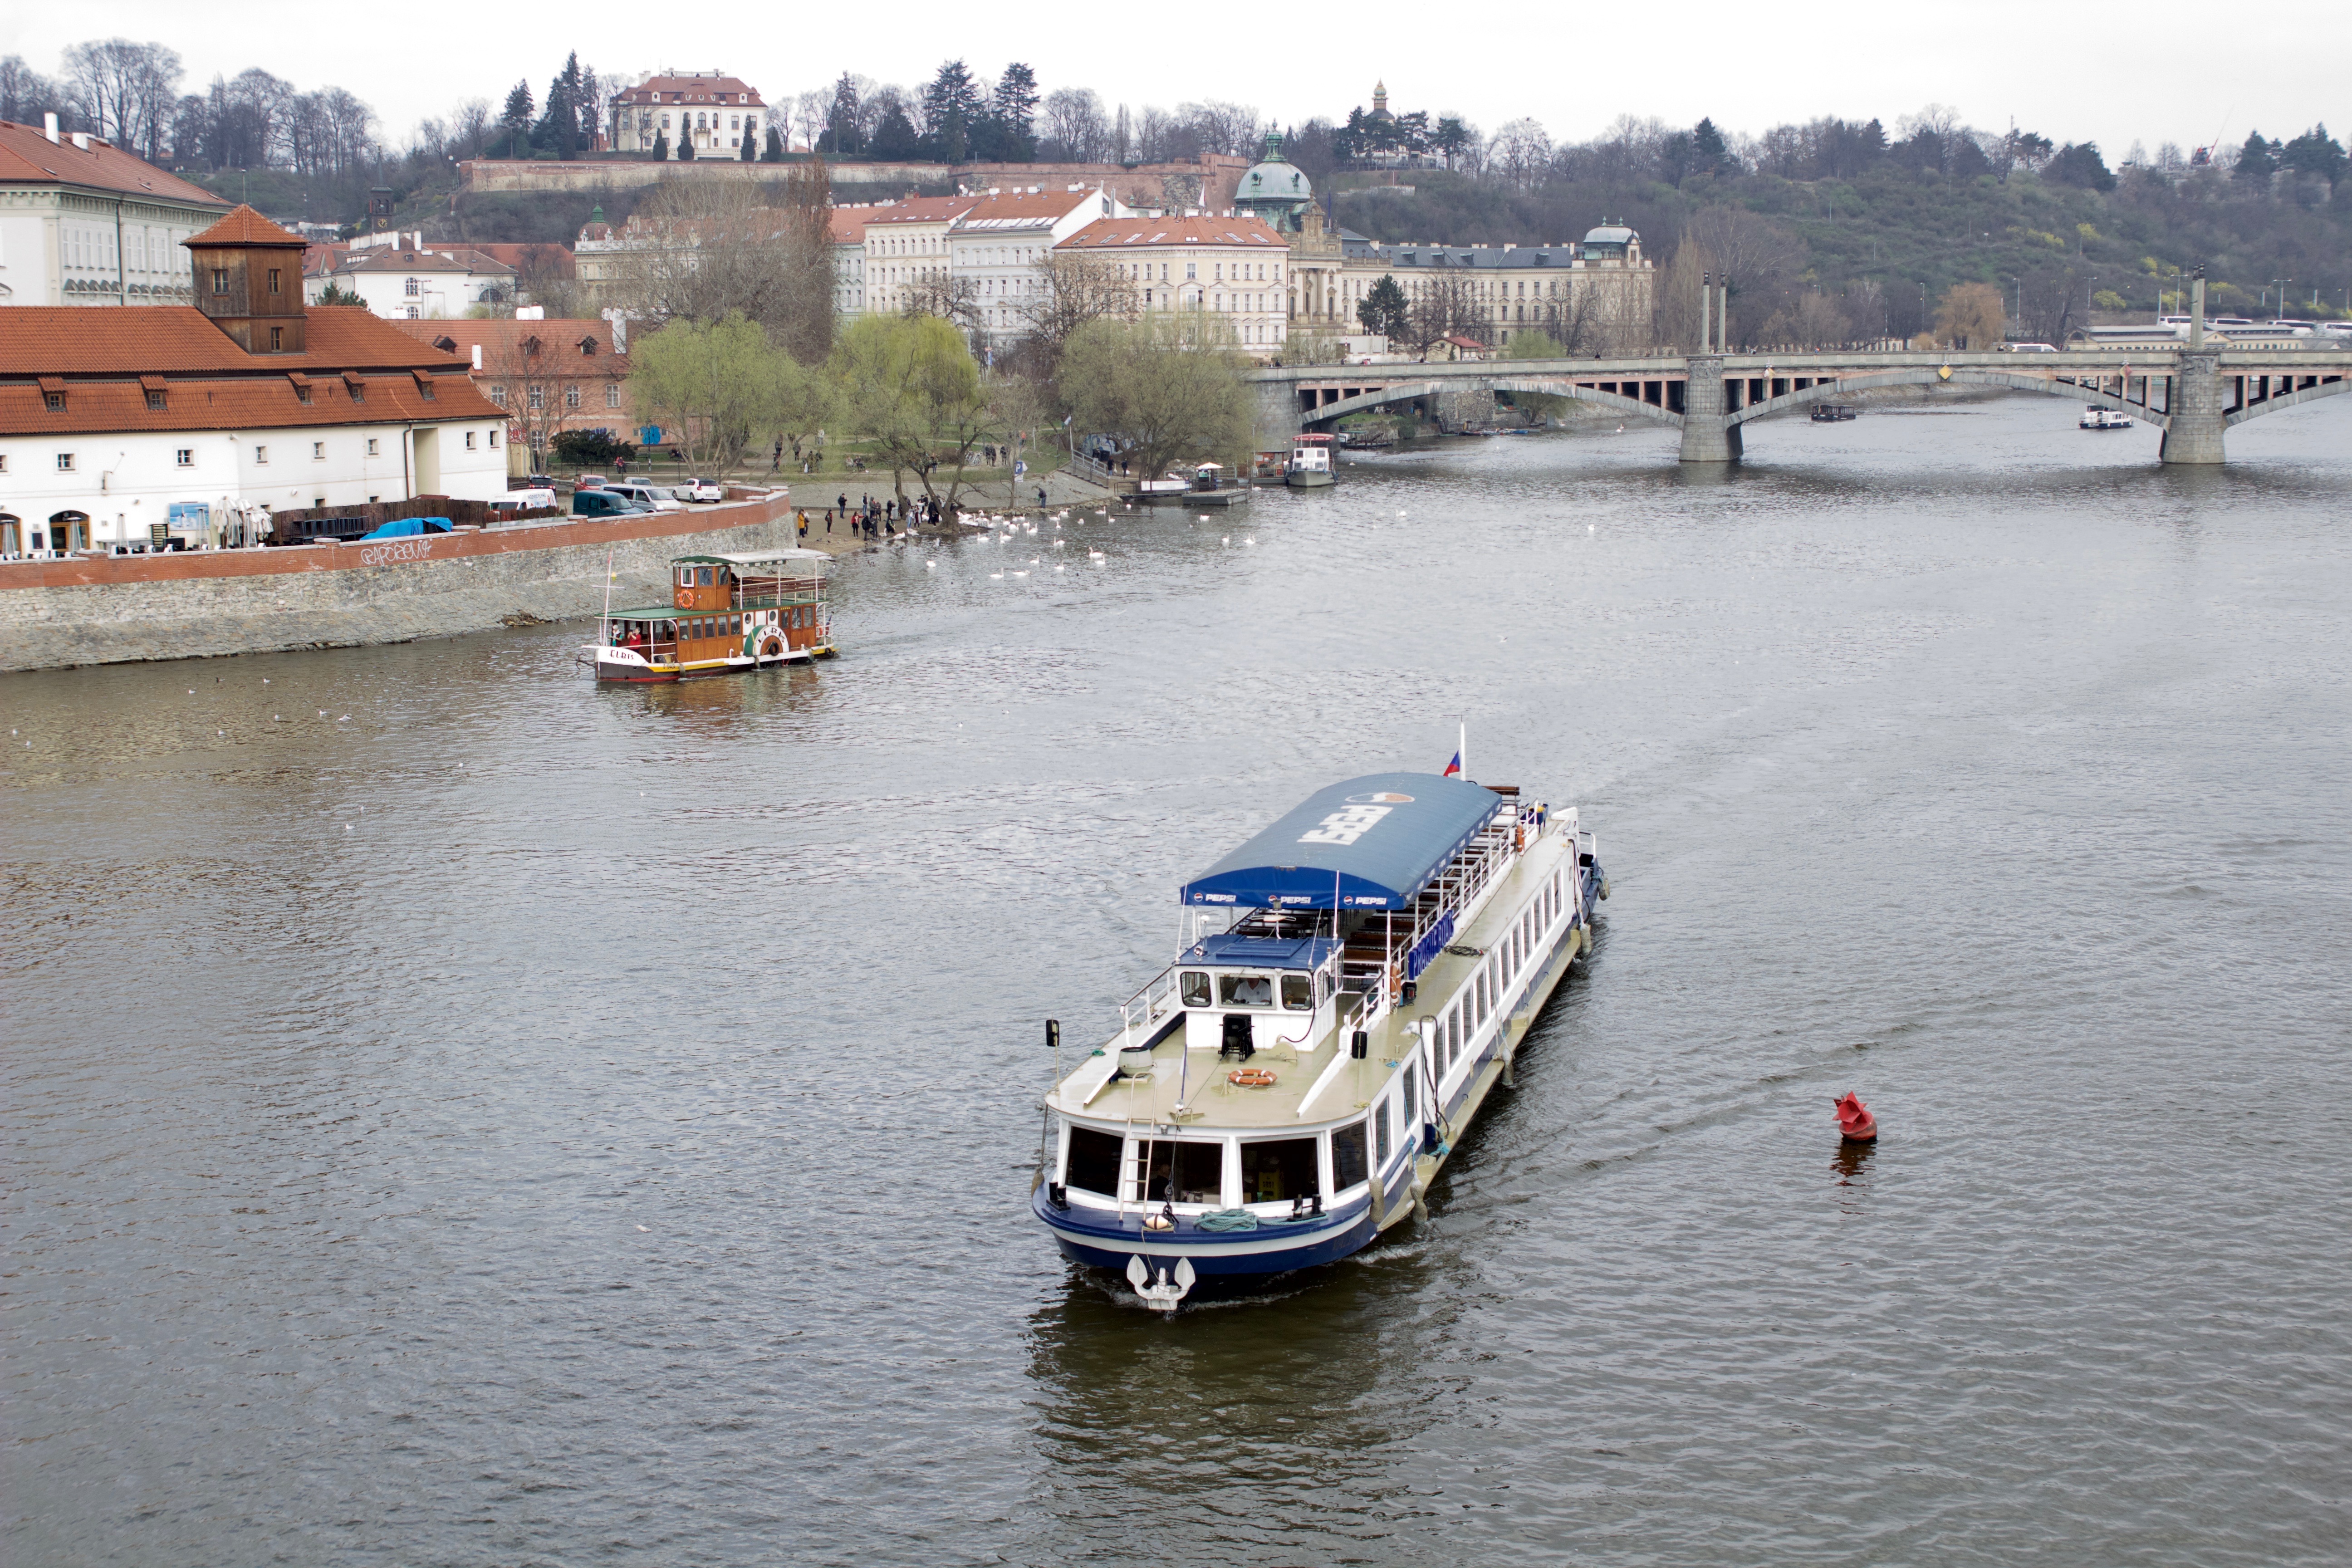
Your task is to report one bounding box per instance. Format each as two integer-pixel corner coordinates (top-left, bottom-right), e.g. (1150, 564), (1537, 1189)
(1, 56), (72, 128)
(900, 271), (986, 335)
(1137, 105), (1174, 162)
(794, 89), (829, 153)
(1111, 103), (1132, 164)
(1181, 100), (1262, 157)
(62, 39), (182, 162)
(610, 161), (838, 361)
(1487, 118), (1552, 190)
(1016, 252), (1139, 368)
(451, 98), (492, 159)
(1402, 273), (1485, 357)
(1040, 87), (1107, 162)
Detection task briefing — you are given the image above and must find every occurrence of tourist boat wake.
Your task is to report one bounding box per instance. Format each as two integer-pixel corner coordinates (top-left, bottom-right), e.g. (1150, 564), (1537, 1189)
(1032, 764), (1607, 1310)
(583, 548), (834, 683)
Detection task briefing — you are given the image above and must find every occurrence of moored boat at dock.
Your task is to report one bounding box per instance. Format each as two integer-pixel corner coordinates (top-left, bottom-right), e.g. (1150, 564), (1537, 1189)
(585, 548), (834, 683)
(1286, 432), (1337, 487)
(1032, 769), (1607, 1309)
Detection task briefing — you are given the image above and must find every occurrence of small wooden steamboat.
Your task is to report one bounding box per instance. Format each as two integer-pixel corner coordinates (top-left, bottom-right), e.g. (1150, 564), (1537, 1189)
(585, 548), (834, 684)
(1810, 403), (1860, 423)
(1032, 770), (1607, 1309)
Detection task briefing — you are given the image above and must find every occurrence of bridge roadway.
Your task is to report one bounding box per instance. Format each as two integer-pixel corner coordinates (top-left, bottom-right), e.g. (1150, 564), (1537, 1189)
(1248, 348), (2352, 464)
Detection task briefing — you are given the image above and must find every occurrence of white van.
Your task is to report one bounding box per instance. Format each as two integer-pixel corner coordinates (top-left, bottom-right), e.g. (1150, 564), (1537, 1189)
(603, 481), (684, 512)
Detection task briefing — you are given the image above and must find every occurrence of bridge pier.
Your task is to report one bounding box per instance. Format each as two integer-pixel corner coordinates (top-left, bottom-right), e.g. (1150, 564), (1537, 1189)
(2158, 351), (2225, 466)
(1678, 357), (1742, 463)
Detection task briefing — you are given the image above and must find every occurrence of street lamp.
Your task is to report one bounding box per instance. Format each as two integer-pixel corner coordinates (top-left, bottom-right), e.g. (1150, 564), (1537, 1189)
(2267, 279), (2290, 321)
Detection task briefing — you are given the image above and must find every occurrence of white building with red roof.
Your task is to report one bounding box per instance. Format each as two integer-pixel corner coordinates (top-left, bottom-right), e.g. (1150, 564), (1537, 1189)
(0, 113), (231, 308)
(0, 206), (509, 556)
(858, 196), (979, 316)
(609, 71), (768, 159)
(1055, 214), (1292, 354)
(949, 186), (1127, 341)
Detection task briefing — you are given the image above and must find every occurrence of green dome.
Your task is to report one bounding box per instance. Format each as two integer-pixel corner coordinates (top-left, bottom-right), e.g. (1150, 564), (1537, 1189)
(1235, 132), (1314, 229)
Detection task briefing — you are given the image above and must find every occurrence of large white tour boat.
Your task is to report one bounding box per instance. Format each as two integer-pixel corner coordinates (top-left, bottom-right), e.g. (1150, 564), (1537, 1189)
(1032, 768), (1607, 1309)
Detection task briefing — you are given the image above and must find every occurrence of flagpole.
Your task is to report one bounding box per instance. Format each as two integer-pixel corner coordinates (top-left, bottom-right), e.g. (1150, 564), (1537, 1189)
(1459, 719), (1467, 780)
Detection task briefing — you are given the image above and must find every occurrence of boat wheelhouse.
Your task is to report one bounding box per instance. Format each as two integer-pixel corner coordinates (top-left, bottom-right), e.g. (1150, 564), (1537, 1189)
(1033, 771), (1607, 1309)
(1287, 432), (1336, 486)
(586, 548), (834, 683)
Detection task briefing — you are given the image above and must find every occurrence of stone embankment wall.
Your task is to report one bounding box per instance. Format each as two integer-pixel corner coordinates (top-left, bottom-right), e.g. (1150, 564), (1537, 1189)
(0, 495), (826, 672)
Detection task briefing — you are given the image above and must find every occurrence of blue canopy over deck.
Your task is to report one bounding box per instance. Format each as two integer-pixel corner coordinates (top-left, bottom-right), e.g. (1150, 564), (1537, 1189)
(1179, 773), (1504, 912)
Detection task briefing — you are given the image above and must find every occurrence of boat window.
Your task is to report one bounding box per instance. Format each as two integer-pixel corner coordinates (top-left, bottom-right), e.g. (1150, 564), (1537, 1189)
(697, 567), (714, 586)
(1331, 1120), (1369, 1190)
(1239, 1137), (1318, 1203)
(1181, 970), (1211, 1008)
(1374, 1098), (1393, 1167)
(1135, 1138), (1223, 1205)
(1218, 974), (1273, 1007)
(1403, 1069), (1419, 1127)
(1318, 969), (1335, 1004)
(1064, 1126), (1123, 1197)
(1451, 1000), (1465, 1061)
(1280, 974), (1312, 1011)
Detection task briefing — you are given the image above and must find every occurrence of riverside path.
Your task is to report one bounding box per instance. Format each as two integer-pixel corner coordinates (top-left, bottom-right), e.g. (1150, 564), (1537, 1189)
(1250, 346), (2352, 465)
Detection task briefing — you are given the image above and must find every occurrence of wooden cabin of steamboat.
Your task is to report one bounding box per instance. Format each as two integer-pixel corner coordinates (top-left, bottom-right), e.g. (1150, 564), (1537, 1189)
(1036, 772), (1606, 1274)
(591, 548), (833, 682)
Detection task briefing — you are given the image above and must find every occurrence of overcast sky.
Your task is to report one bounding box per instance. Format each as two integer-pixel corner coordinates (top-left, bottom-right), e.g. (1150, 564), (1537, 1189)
(5, 0), (2342, 159)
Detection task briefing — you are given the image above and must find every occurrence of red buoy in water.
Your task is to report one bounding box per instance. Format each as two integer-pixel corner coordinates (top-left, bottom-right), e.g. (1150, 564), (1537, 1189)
(1834, 1092), (1877, 1142)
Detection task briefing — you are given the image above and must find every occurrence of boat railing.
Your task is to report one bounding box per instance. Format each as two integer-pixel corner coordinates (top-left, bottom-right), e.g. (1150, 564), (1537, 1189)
(1117, 963), (1186, 1051)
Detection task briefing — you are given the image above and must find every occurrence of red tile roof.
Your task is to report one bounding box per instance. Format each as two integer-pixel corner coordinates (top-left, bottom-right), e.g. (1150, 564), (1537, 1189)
(186, 203), (308, 248)
(863, 197), (980, 227)
(323, 247), (517, 278)
(0, 306), (482, 377)
(1057, 215), (1289, 249)
(952, 189), (1104, 226)
(388, 318), (626, 363)
(0, 372), (501, 436)
(613, 74), (764, 106)
(0, 119), (227, 207)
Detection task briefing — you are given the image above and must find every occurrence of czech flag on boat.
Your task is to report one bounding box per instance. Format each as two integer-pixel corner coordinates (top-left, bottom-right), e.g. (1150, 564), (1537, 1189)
(1443, 749), (1463, 778)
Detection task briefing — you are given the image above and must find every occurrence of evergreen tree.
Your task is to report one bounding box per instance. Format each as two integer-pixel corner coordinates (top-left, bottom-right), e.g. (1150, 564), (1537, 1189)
(500, 80), (534, 159)
(651, 131), (668, 162)
(990, 63), (1039, 162)
(2279, 125), (2343, 185)
(764, 127), (786, 162)
(824, 73), (863, 155)
(921, 59), (984, 163)
(1691, 117), (1730, 177)
(678, 136), (695, 162)
(2234, 130), (2281, 181)
(1357, 274), (1410, 338)
(2047, 141), (2116, 192)
(872, 101), (920, 160)
(535, 54), (584, 159)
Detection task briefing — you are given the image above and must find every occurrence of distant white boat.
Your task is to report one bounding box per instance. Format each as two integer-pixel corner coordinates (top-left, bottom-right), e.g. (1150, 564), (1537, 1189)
(2081, 406), (2134, 431)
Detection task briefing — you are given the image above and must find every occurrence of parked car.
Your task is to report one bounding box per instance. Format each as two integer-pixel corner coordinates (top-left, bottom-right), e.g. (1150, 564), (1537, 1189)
(680, 476), (725, 503)
(571, 490), (647, 519)
(575, 473), (608, 490)
(502, 487), (559, 512)
(519, 474), (557, 490)
(602, 481), (684, 512)
(2004, 341), (2059, 353)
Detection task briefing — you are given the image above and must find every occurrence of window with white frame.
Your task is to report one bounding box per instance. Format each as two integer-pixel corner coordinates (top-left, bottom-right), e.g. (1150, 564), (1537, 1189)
(312, 441), (326, 460)
(254, 445), (268, 464)
(605, 384), (622, 408)
(564, 385), (581, 408)
(404, 277), (419, 296)
(489, 429), (499, 448)
(366, 437), (380, 456)
(528, 385), (544, 410)
(465, 431), (476, 449)
(57, 452), (75, 471)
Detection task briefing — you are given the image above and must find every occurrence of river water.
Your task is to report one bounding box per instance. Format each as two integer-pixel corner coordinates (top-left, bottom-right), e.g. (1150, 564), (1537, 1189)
(8, 397), (2351, 1566)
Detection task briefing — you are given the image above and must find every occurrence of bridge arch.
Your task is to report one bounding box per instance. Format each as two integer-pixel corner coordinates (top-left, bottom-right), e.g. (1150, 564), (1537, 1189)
(1727, 368), (2172, 428)
(1300, 377), (1684, 430)
(2223, 378), (2351, 427)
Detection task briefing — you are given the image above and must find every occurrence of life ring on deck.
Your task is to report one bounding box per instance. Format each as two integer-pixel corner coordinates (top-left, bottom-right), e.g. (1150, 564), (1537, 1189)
(1228, 1067), (1279, 1088)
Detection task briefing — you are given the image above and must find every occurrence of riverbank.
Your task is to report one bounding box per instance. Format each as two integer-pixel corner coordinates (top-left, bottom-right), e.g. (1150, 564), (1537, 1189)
(0, 494), (802, 672)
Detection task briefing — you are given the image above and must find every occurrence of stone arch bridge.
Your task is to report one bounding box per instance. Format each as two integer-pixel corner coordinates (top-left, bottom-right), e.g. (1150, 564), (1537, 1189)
(1250, 349), (2352, 464)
